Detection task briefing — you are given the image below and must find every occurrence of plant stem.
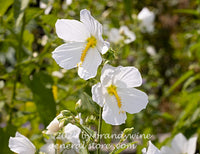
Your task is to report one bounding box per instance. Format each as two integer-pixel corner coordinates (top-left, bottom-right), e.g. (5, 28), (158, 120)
(75, 119), (95, 142)
(9, 13), (26, 124)
(97, 107), (103, 154)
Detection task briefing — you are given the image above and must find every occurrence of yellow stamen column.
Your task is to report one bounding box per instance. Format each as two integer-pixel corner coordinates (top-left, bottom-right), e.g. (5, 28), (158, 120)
(78, 36), (97, 66)
(107, 85), (124, 114)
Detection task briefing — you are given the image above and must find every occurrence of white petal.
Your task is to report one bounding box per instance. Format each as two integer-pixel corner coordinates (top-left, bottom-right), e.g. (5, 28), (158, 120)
(46, 117), (60, 134)
(9, 132), (36, 154)
(92, 83), (104, 107)
(97, 40), (110, 54)
(118, 88), (148, 114)
(80, 9), (109, 54)
(113, 66), (143, 88)
(146, 141), (160, 154)
(64, 123), (81, 145)
(80, 9), (102, 36)
(171, 133), (187, 153)
(120, 26), (136, 44)
(55, 19), (89, 42)
(108, 28), (122, 43)
(186, 136), (197, 154)
(52, 42), (85, 70)
(78, 48), (102, 80)
(100, 64), (115, 86)
(137, 8), (155, 33)
(102, 94), (127, 125)
(142, 148), (147, 154)
(160, 146), (175, 154)
(138, 7), (155, 23)
(40, 142), (55, 154)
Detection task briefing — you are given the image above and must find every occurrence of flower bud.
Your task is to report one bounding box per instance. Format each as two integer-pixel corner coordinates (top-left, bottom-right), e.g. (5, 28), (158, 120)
(61, 110), (71, 117)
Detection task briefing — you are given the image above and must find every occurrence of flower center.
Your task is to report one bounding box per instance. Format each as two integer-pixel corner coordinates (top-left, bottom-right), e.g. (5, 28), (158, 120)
(107, 85), (124, 113)
(78, 36), (97, 66)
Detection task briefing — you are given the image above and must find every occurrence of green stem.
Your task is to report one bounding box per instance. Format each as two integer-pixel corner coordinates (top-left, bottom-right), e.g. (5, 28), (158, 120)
(97, 107), (103, 154)
(75, 119), (95, 142)
(9, 13), (26, 124)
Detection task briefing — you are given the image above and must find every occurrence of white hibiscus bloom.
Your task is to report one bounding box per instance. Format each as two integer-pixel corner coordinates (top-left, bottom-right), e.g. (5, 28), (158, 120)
(52, 9), (110, 80)
(161, 133), (198, 154)
(9, 132), (36, 154)
(137, 7), (155, 33)
(108, 28), (123, 44)
(63, 123), (81, 145)
(46, 114), (63, 134)
(119, 26), (136, 44)
(142, 141), (161, 154)
(108, 26), (136, 44)
(60, 123), (81, 153)
(92, 64), (148, 125)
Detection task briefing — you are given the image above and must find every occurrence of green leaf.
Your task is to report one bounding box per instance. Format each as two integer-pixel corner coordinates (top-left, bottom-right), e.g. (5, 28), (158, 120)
(41, 14), (58, 27)
(174, 9), (199, 16)
(0, 0), (14, 16)
(183, 74), (200, 91)
(13, 0), (30, 27)
(166, 70), (194, 96)
(0, 124), (17, 154)
(25, 8), (43, 24)
(101, 121), (112, 143)
(25, 72), (56, 126)
(23, 30), (34, 51)
(76, 92), (99, 116)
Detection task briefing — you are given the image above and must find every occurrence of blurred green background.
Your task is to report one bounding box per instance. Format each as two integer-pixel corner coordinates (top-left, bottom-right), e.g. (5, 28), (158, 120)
(0, 0), (200, 153)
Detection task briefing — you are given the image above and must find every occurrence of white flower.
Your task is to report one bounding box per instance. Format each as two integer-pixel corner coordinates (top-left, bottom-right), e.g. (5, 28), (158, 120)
(39, 1), (53, 15)
(9, 132), (36, 154)
(66, 0), (72, 6)
(142, 141), (161, 154)
(63, 123), (81, 145)
(137, 7), (155, 33)
(40, 139), (55, 154)
(57, 123), (81, 154)
(146, 46), (156, 56)
(108, 28), (123, 44)
(92, 64), (148, 125)
(52, 9), (109, 80)
(161, 133), (198, 154)
(46, 114), (63, 134)
(119, 26), (136, 44)
(108, 26), (136, 44)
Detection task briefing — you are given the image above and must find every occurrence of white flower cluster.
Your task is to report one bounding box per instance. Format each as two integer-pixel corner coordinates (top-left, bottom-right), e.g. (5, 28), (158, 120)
(8, 8), (197, 154)
(52, 8), (148, 125)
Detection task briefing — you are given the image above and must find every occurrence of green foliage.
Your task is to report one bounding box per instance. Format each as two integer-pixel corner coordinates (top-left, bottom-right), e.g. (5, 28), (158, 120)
(25, 72), (56, 126)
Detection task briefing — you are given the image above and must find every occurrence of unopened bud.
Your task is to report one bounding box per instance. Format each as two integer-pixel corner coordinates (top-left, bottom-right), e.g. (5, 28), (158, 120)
(123, 127), (134, 135)
(61, 110), (71, 117)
